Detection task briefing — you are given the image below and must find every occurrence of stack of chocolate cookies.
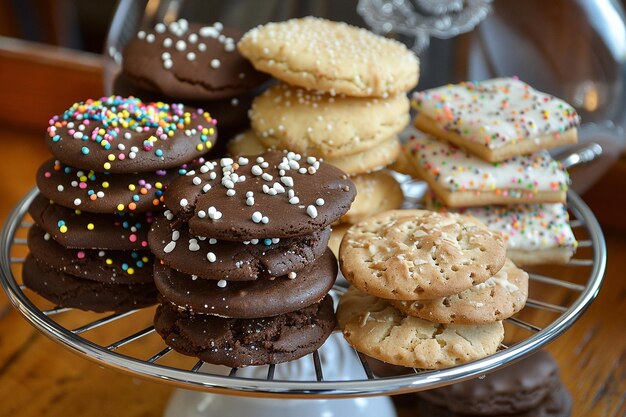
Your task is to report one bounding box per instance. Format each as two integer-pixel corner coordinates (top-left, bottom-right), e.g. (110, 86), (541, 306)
(337, 210), (529, 369)
(229, 17), (419, 247)
(24, 96), (217, 312)
(115, 18), (269, 143)
(149, 150), (356, 367)
(403, 78), (580, 266)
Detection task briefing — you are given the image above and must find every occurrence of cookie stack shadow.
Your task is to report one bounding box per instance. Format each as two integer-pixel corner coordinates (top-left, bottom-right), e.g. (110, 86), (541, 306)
(228, 16), (420, 250)
(148, 150), (356, 367)
(24, 96), (217, 312)
(337, 210), (529, 369)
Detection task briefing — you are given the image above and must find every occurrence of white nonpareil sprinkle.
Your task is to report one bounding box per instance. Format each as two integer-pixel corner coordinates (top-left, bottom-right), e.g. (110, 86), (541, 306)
(281, 176), (294, 187)
(74, 198), (81, 206)
(238, 157), (249, 165)
(221, 158), (234, 167)
(172, 230), (180, 241)
(251, 211), (263, 223)
(288, 272), (297, 279)
(180, 198), (188, 207)
(208, 206), (222, 220)
(188, 239), (200, 251)
(316, 198), (325, 206)
(246, 197), (255, 206)
(197, 210), (206, 219)
(262, 173), (273, 181)
(164, 241), (176, 253)
(217, 279), (227, 288)
(209, 238), (217, 244)
(289, 196), (300, 205)
(306, 205), (318, 219)
(202, 184), (212, 193)
(211, 59), (221, 68)
(226, 189), (236, 196)
(186, 52), (196, 61)
(207, 252), (216, 262)
(261, 216), (269, 224)
(192, 177), (202, 185)
(155, 23), (166, 33)
(176, 40), (186, 51)
(251, 165), (263, 176)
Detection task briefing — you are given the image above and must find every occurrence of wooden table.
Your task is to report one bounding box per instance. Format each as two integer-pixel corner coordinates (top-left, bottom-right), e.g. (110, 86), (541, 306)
(0, 39), (624, 417)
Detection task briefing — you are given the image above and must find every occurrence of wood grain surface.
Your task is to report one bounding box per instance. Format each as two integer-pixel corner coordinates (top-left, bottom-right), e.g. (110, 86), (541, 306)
(0, 40), (624, 417)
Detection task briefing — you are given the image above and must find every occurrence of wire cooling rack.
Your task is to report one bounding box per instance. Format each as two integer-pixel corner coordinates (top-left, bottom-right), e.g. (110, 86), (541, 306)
(0, 188), (606, 398)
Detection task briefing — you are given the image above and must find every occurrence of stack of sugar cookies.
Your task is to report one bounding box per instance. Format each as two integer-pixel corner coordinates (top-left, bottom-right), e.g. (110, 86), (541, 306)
(24, 96), (217, 312)
(403, 78), (580, 265)
(116, 19), (269, 141)
(148, 150), (356, 367)
(230, 17), (419, 246)
(337, 210), (529, 369)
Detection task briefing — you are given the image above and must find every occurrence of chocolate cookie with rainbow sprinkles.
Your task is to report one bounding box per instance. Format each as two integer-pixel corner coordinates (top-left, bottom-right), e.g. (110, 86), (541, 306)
(26, 95), (220, 312)
(28, 194), (154, 250)
(46, 96), (217, 173)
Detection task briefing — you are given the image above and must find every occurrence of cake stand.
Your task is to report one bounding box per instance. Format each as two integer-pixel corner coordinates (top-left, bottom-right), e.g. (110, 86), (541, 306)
(0, 188), (606, 416)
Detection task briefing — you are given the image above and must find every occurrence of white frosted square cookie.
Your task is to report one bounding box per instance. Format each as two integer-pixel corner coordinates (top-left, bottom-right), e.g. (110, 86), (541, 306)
(404, 132), (569, 206)
(426, 195), (578, 266)
(412, 78), (580, 162)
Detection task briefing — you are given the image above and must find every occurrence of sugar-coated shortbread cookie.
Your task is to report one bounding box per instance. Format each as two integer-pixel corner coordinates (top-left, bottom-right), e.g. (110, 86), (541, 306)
(339, 210), (506, 300)
(154, 295), (336, 367)
(28, 224), (154, 284)
(404, 133), (569, 207)
(337, 286), (504, 369)
(426, 195), (578, 266)
(123, 20), (268, 100)
(412, 78), (580, 162)
(250, 83), (409, 158)
(390, 259), (528, 324)
(23, 254), (157, 312)
(46, 96), (217, 173)
(238, 16), (419, 97)
(153, 249), (337, 318)
(339, 170), (404, 224)
(149, 214), (331, 281)
(164, 150), (356, 240)
(228, 129), (401, 176)
(28, 194), (154, 250)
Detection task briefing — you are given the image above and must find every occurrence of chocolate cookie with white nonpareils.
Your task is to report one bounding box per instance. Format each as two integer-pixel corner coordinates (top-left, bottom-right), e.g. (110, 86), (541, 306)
(154, 249), (337, 318)
(164, 150), (356, 240)
(123, 20), (269, 101)
(149, 214), (331, 281)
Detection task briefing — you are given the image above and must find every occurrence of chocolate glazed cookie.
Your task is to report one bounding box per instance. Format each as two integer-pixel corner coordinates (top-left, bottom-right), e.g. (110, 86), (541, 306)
(23, 255), (157, 313)
(154, 249), (337, 318)
(46, 96), (217, 173)
(149, 214), (331, 280)
(417, 351), (568, 415)
(28, 224), (154, 284)
(154, 295), (336, 367)
(164, 150), (356, 240)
